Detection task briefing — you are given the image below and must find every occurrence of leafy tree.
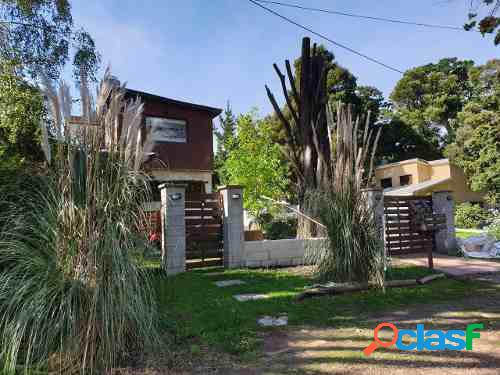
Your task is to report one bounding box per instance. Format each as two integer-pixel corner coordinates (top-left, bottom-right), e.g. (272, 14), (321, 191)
(0, 0), (100, 80)
(390, 58), (475, 150)
(222, 111), (289, 220)
(355, 85), (386, 121)
(376, 115), (443, 164)
(213, 102), (236, 185)
(464, 0), (500, 45)
(0, 60), (45, 170)
(445, 60), (500, 203)
(455, 202), (493, 229)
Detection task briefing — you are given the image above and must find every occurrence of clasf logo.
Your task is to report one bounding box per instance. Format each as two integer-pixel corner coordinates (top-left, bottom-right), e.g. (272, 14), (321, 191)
(363, 322), (483, 356)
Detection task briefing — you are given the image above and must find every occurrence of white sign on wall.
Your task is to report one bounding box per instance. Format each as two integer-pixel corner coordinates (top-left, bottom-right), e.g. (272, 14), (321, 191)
(146, 117), (187, 143)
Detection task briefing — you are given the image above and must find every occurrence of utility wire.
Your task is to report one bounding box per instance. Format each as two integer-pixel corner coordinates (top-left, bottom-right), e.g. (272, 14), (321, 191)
(247, 0), (404, 74)
(254, 0), (465, 31)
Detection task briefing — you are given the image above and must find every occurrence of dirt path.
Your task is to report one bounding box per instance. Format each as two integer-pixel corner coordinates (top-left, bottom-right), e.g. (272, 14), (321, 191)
(124, 288), (500, 375)
(251, 292), (500, 375)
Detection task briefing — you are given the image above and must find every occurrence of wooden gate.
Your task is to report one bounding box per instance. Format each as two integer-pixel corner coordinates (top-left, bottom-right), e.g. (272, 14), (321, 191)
(185, 193), (224, 269)
(384, 195), (446, 268)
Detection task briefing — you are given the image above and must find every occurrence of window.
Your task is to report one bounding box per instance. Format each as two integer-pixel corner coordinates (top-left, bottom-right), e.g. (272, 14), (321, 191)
(380, 178), (393, 189)
(146, 117), (187, 143)
(399, 175), (412, 186)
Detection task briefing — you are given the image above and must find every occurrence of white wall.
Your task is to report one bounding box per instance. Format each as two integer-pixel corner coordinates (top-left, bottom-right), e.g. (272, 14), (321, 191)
(242, 238), (326, 268)
(151, 170), (213, 193)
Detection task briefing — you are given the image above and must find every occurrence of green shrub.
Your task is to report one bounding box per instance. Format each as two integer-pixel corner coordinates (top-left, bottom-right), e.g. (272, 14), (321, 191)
(263, 217), (297, 240)
(488, 217), (500, 240)
(455, 203), (492, 229)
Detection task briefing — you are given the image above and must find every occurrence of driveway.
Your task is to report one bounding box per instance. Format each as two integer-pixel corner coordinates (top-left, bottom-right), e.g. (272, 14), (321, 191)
(394, 254), (500, 278)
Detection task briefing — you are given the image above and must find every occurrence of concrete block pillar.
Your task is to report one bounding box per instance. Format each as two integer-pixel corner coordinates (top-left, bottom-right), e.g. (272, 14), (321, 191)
(361, 188), (385, 244)
(432, 191), (456, 254)
(160, 183), (186, 275)
(219, 186), (244, 268)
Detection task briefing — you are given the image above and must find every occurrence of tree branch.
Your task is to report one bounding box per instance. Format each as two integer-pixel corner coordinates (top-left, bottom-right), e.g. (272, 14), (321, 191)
(266, 85), (295, 149)
(285, 60), (300, 108)
(273, 63), (299, 127)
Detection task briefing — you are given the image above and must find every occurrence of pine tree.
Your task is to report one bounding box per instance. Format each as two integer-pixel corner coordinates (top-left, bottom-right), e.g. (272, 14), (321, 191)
(213, 101), (236, 185)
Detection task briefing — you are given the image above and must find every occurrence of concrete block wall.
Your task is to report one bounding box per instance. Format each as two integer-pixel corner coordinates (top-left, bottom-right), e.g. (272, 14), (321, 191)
(160, 184), (186, 275)
(219, 186), (245, 268)
(432, 191), (456, 254)
(362, 188), (385, 244)
(242, 238), (327, 268)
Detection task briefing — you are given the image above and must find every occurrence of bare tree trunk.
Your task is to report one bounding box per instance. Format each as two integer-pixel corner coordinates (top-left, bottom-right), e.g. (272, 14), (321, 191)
(267, 37), (330, 239)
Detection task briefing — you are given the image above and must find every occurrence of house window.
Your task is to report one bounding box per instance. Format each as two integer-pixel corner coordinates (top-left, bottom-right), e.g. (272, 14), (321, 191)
(380, 178), (393, 189)
(146, 117), (187, 143)
(399, 175), (412, 186)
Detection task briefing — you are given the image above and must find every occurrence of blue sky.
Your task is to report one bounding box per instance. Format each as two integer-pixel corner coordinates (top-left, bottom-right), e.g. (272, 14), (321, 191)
(70, 0), (496, 118)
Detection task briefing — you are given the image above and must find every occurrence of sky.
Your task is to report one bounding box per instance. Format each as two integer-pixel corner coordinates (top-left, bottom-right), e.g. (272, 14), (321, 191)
(69, 0), (497, 118)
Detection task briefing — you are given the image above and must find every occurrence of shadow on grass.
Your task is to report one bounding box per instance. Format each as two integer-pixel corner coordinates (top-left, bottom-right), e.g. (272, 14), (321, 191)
(260, 298), (500, 373)
(143, 263), (500, 360)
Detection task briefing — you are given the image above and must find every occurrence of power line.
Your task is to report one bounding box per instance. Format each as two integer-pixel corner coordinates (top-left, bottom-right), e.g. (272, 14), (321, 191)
(254, 0), (465, 31)
(247, 0), (404, 74)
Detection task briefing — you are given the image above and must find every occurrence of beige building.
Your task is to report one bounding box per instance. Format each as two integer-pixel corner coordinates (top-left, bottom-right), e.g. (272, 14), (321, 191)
(374, 158), (484, 203)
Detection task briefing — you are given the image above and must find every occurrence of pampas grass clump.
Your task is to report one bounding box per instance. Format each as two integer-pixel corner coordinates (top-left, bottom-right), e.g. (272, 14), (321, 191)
(305, 103), (385, 286)
(0, 71), (158, 374)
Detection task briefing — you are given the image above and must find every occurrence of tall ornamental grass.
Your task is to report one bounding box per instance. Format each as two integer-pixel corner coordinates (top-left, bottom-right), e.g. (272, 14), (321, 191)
(0, 71), (158, 373)
(305, 103), (385, 286)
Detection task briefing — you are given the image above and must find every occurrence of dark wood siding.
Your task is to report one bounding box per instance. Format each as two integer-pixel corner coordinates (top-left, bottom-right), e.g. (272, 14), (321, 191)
(125, 90), (221, 172)
(143, 98), (214, 171)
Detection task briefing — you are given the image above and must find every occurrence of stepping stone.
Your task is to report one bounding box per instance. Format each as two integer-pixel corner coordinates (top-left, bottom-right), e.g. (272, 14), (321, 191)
(258, 314), (288, 327)
(233, 293), (270, 302)
(214, 279), (246, 287)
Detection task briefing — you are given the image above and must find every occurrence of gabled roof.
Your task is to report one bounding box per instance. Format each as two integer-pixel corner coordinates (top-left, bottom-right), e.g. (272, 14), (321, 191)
(383, 177), (452, 196)
(125, 88), (222, 118)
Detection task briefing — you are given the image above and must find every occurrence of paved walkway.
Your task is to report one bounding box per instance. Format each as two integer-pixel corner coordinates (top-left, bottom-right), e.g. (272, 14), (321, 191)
(394, 253), (500, 277)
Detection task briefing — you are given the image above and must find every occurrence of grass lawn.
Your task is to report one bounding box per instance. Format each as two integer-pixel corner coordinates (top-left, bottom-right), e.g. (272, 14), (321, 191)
(456, 228), (485, 239)
(149, 263), (495, 357)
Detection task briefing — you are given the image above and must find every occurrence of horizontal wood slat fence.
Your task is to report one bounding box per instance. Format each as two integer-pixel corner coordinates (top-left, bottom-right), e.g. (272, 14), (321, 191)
(185, 193), (224, 269)
(384, 195), (446, 269)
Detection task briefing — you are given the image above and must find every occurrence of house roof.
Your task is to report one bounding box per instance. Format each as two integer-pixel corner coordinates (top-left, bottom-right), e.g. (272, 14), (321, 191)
(428, 158), (450, 166)
(383, 177), (452, 196)
(376, 158), (450, 171)
(125, 88), (222, 118)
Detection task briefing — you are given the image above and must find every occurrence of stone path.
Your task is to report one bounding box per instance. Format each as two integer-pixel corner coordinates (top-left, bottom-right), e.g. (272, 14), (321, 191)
(233, 293), (270, 302)
(257, 314), (288, 327)
(210, 276), (289, 326)
(394, 254), (500, 278)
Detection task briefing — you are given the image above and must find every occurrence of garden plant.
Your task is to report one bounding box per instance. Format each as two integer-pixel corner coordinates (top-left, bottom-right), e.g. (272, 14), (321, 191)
(0, 71), (158, 373)
(305, 103), (385, 285)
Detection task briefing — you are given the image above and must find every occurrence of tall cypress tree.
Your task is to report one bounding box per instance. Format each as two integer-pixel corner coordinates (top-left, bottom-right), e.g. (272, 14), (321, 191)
(213, 101), (236, 185)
